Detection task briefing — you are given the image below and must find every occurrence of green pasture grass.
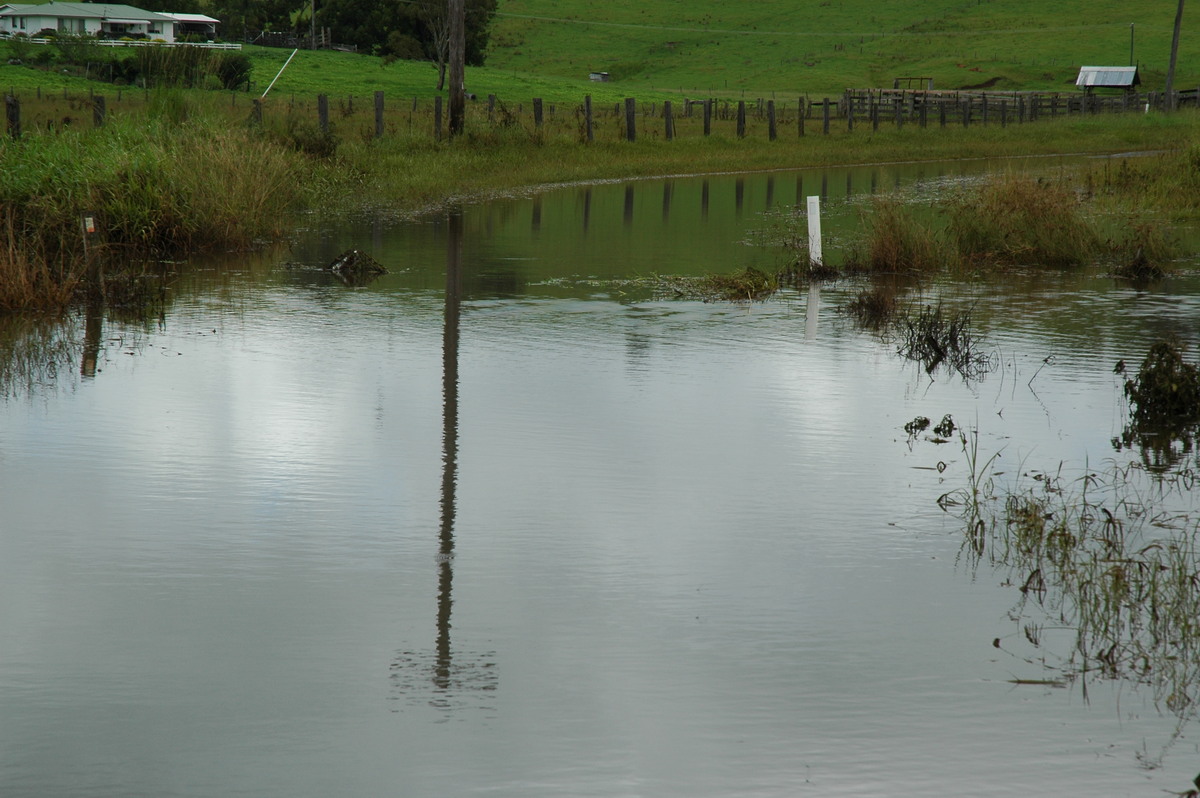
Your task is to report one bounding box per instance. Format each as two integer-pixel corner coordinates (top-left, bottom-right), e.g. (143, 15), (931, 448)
(0, 41), (675, 104)
(488, 0), (1195, 97)
(3, 0), (1194, 104)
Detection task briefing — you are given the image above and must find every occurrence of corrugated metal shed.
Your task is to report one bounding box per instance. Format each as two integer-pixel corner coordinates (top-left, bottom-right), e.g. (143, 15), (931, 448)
(1076, 66), (1141, 89)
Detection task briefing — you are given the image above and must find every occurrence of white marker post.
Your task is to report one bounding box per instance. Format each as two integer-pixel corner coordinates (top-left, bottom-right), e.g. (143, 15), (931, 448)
(806, 195), (823, 267)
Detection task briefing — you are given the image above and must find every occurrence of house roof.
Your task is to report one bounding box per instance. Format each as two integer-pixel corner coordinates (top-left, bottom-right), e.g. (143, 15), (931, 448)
(0, 2), (173, 21)
(158, 11), (218, 24)
(1076, 65), (1141, 88)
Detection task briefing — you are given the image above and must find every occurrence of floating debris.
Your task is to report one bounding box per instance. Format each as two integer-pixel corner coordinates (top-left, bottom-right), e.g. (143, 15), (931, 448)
(328, 249), (387, 286)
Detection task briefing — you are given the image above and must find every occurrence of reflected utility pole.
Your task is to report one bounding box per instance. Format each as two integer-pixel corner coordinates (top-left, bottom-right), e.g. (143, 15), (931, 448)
(435, 209), (463, 690)
(390, 209), (496, 711)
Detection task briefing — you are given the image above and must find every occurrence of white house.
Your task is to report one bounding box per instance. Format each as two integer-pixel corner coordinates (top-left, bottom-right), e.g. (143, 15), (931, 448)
(0, 2), (217, 43)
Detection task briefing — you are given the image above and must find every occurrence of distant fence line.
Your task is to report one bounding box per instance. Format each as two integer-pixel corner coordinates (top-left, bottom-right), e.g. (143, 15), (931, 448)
(3, 85), (1197, 141)
(11, 37), (242, 50)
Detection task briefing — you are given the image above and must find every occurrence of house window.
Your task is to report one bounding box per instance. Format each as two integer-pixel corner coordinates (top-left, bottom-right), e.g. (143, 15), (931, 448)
(148, 23), (161, 33)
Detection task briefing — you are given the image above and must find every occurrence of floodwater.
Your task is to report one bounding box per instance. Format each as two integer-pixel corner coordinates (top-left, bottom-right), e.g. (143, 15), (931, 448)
(3, 155), (1200, 798)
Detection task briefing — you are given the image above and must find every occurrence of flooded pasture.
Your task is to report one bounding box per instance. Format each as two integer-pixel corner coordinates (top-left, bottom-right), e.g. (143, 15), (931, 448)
(4, 155), (1200, 797)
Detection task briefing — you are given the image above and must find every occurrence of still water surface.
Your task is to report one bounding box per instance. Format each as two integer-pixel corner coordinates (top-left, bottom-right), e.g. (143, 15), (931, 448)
(3, 156), (1200, 797)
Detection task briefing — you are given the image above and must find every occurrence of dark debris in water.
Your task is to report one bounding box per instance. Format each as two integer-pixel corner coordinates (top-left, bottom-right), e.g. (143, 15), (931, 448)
(329, 249), (387, 287)
(1114, 338), (1200, 473)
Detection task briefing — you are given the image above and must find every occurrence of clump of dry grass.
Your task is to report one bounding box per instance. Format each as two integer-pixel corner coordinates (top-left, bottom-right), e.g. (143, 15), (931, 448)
(850, 197), (945, 274)
(943, 174), (1102, 268)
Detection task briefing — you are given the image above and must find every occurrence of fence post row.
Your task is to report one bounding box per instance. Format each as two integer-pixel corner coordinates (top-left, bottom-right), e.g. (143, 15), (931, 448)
(15, 87), (1183, 145)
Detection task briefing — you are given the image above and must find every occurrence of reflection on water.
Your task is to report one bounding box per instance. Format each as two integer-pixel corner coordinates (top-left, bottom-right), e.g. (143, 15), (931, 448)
(390, 210), (498, 713)
(3, 155), (1200, 798)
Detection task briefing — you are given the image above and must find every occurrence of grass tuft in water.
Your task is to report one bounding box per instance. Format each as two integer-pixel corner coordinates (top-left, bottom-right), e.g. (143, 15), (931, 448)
(845, 197), (945, 274)
(944, 174), (1102, 269)
(895, 302), (992, 378)
(1109, 220), (1178, 283)
(1122, 339), (1200, 431)
(843, 281), (899, 330)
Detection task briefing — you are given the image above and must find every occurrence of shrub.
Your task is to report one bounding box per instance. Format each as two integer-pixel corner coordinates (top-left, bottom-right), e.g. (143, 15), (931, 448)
(212, 51), (252, 90)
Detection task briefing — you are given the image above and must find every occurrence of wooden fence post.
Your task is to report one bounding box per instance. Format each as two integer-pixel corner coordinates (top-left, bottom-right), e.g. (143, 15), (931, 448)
(434, 96), (443, 140)
(737, 100), (746, 138)
(317, 94), (329, 134)
(251, 97), (262, 126)
(624, 97), (636, 142)
(374, 90), (384, 139)
(92, 95), (105, 127)
(767, 99), (776, 140)
(487, 93), (496, 123)
(704, 99), (712, 136)
(664, 100), (674, 140)
(533, 97), (543, 128)
(894, 97), (902, 129)
(939, 101), (947, 128)
(5, 94), (19, 139)
(822, 98), (830, 135)
(584, 94), (593, 142)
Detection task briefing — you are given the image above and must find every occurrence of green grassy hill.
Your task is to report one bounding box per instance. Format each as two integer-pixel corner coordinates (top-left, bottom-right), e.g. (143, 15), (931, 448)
(1, 0), (1193, 105)
(485, 0), (1195, 97)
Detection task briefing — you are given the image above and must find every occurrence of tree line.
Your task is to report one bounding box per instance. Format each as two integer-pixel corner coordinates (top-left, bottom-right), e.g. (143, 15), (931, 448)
(154, 0), (497, 85)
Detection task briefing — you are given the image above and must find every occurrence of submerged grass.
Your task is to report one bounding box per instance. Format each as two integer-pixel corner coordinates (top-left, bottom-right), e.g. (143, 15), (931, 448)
(942, 432), (1200, 725)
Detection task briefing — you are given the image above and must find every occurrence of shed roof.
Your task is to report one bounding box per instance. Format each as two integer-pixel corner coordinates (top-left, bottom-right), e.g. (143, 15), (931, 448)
(1076, 65), (1141, 88)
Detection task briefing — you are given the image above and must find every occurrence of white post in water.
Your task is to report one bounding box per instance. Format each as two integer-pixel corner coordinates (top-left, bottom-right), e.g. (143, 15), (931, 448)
(806, 195), (823, 266)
